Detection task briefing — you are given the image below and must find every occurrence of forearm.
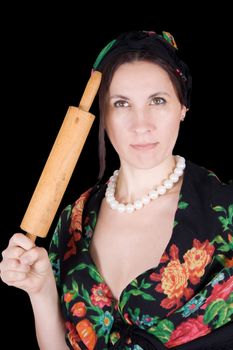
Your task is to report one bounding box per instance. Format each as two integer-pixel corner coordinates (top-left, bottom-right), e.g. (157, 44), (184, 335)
(29, 273), (69, 350)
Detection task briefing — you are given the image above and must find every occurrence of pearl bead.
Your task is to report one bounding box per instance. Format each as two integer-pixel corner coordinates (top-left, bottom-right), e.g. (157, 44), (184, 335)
(177, 162), (186, 170)
(157, 186), (166, 195)
(134, 200), (143, 210)
(170, 173), (179, 182)
(105, 155), (185, 213)
(149, 190), (158, 199)
(117, 203), (126, 213)
(110, 201), (118, 210)
(106, 196), (114, 203)
(126, 204), (135, 213)
(163, 179), (173, 189)
(142, 196), (150, 204)
(174, 167), (183, 176)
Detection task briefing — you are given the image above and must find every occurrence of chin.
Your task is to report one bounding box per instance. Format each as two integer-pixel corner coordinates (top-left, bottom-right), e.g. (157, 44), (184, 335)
(128, 160), (163, 170)
(120, 149), (174, 170)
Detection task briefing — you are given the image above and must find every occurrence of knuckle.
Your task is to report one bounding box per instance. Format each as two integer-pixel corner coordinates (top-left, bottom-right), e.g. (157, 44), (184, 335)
(5, 281), (14, 287)
(33, 246), (48, 260)
(10, 259), (19, 269)
(1, 249), (6, 258)
(39, 247), (48, 256)
(0, 275), (8, 284)
(9, 233), (24, 246)
(14, 247), (24, 258)
(4, 246), (23, 260)
(7, 271), (16, 280)
(13, 233), (24, 240)
(7, 270), (24, 281)
(9, 233), (18, 244)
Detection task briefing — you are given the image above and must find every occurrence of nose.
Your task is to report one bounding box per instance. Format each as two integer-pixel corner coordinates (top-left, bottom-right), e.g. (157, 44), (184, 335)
(130, 109), (156, 134)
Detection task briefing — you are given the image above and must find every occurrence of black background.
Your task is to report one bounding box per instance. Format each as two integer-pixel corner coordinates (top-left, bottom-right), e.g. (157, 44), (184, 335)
(1, 5), (232, 349)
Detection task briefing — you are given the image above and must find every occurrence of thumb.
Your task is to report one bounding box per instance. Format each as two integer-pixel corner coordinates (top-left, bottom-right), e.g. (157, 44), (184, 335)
(19, 246), (49, 271)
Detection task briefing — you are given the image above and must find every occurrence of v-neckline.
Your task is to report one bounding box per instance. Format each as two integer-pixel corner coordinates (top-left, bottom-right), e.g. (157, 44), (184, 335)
(84, 161), (189, 305)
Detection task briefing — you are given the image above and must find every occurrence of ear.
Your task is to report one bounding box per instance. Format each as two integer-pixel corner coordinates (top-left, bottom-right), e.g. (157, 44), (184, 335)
(180, 106), (187, 122)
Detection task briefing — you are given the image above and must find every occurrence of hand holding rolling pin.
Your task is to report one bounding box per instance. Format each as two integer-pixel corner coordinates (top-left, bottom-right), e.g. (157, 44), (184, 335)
(0, 71), (101, 349)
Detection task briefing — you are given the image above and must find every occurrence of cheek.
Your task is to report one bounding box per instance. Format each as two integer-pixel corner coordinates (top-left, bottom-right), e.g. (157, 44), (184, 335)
(105, 120), (117, 144)
(105, 117), (125, 139)
(160, 117), (181, 139)
(105, 119), (128, 152)
(170, 117), (181, 131)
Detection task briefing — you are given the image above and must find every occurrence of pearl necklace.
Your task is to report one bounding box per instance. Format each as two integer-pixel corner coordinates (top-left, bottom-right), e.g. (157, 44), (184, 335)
(105, 155), (186, 213)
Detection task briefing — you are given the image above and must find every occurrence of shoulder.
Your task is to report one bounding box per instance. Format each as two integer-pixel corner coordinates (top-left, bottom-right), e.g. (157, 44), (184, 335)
(182, 161), (232, 254)
(59, 181), (106, 228)
(49, 182), (106, 259)
(49, 186), (96, 252)
(186, 160), (233, 204)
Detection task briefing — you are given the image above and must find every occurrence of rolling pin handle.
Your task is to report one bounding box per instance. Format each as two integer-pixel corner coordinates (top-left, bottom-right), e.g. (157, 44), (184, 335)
(26, 232), (37, 243)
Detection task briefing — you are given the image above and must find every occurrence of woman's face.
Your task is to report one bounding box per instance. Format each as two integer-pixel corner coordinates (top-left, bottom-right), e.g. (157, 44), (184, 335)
(105, 61), (186, 170)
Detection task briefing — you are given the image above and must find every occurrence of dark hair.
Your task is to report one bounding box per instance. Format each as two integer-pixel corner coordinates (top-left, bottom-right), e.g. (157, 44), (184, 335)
(95, 31), (192, 178)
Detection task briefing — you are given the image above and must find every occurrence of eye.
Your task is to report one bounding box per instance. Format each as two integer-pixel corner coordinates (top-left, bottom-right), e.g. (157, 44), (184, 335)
(150, 97), (166, 105)
(114, 100), (129, 108)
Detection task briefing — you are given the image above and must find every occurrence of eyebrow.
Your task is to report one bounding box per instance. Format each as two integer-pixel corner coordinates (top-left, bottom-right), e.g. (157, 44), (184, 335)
(149, 92), (170, 99)
(109, 94), (130, 100)
(109, 92), (171, 100)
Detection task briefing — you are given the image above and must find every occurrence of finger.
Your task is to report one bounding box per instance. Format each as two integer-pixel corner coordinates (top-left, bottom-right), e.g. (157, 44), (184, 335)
(8, 233), (35, 250)
(2, 258), (30, 273)
(19, 247), (48, 269)
(0, 262), (3, 278)
(8, 278), (35, 291)
(2, 245), (25, 260)
(1, 270), (28, 284)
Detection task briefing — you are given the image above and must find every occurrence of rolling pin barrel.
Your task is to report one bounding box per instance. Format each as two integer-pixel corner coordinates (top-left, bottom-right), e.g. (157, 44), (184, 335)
(20, 71), (101, 241)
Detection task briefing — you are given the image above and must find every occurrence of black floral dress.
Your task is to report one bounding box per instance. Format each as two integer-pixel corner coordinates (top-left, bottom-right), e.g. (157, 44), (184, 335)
(49, 161), (233, 350)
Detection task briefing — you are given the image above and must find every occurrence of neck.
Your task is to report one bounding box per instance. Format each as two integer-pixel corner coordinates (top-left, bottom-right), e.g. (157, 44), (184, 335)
(116, 155), (176, 203)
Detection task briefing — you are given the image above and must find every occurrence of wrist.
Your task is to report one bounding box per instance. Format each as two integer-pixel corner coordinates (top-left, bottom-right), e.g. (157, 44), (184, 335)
(29, 268), (58, 302)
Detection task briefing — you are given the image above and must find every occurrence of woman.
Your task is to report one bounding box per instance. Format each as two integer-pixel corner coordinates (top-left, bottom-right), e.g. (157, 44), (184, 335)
(0, 30), (232, 349)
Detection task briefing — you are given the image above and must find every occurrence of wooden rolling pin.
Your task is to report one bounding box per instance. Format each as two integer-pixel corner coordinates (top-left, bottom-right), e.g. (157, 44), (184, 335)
(20, 71), (102, 242)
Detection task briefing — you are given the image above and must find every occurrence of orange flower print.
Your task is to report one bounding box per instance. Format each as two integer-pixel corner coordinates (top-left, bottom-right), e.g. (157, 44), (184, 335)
(90, 283), (113, 308)
(224, 257), (233, 267)
(64, 292), (74, 303)
(71, 302), (87, 317)
(64, 235), (82, 260)
(64, 189), (91, 261)
(66, 321), (82, 350)
(184, 239), (215, 284)
(161, 259), (189, 299)
(76, 319), (97, 350)
(70, 189), (92, 234)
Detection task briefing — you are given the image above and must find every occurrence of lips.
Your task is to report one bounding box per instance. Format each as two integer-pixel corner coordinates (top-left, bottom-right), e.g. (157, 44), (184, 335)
(130, 142), (158, 150)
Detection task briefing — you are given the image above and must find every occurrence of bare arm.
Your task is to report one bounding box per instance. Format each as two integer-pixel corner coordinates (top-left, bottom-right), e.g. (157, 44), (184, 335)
(0, 233), (69, 350)
(29, 269), (69, 350)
